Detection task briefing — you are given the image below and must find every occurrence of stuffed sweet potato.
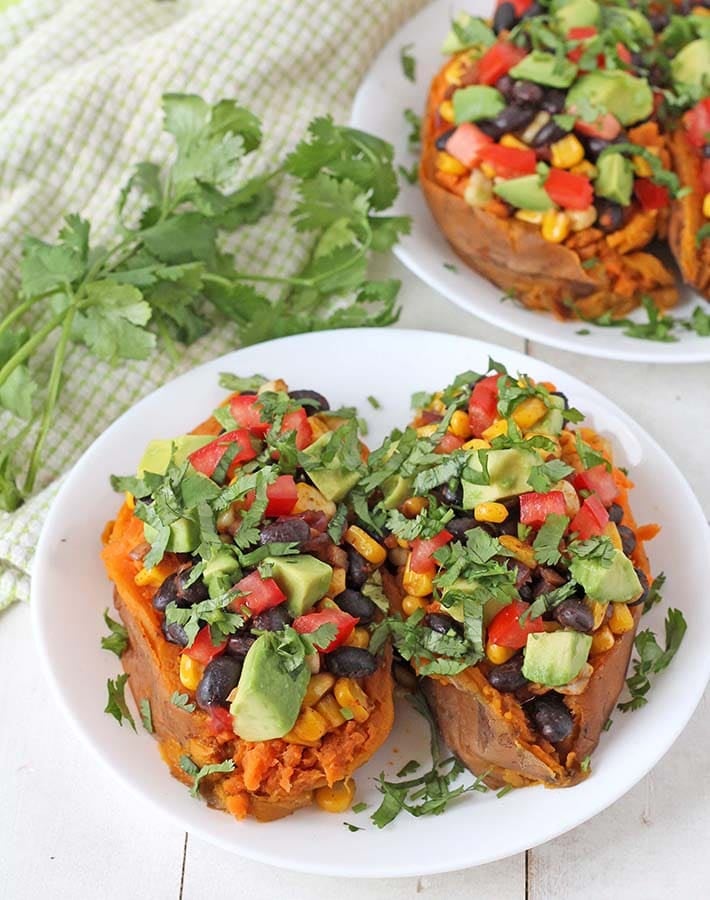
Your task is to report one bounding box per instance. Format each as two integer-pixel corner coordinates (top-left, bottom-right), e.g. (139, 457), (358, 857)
(101, 376), (394, 820)
(368, 364), (658, 789)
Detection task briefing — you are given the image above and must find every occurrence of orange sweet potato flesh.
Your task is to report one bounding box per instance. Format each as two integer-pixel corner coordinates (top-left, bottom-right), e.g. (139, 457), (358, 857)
(383, 429), (653, 790)
(420, 60), (679, 319)
(667, 128), (710, 298)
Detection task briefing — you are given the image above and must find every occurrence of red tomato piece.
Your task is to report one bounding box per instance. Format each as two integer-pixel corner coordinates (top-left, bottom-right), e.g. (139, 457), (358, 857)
(410, 529), (453, 574)
(572, 464), (618, 506)
(615, 43), (632, 66)
(477, 43), (527, 86)
(281, 407), (313, 450)
(519, 491), (567, 528)
(633, 178), (670, 212)
(188, 429), (257, 479)
(574, 112), (621, 141)
(487, 600), (545, 650)
(684, 98), (710, 149)
(445, 123), (494, 168)
(436, 433), (465, 455)
(292, 609), (358, 653)
(207, 706), (235, 736)
(569, 494), (609, 540)
(468, 374), (500, 437)
(235, 571), (286, 616)
(478, 144), (537, 178)
(228, 394), (270, 436)
(544, 168), (594, 210)
(507, 0), (534, 15)
(244, 474), (298, 518)
(183, 625), (227, 665)
(566, 27), (597, 64)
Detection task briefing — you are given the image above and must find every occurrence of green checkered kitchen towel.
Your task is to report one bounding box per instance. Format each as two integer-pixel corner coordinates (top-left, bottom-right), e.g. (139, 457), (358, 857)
(0, 0), (426, 610)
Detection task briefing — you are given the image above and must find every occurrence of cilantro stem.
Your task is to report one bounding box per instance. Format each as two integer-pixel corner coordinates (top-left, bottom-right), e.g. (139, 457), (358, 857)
(202, 271), (314, 289)
(0, 310), (66, 391)
(0, 291), (57, 338)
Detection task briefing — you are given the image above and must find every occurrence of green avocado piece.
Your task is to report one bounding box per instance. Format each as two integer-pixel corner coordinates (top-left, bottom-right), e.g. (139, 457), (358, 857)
(509, 51), (578, 88)
(453, 85), (505, 124)
(381, 474), (413, 510)
(535, 394), (565, 437)
(595, 152), (634, 206)
(230, 633), (309, 741)
(266, 554), (333, 617)
(494, 174), (555, 212)
(462, 448), (538, 508)
(144, 516), (199, 554)
(302, 432), (361, 502)
(553, 0), (600, 31)
(566, 71), (653, 126)
(605, 6), (654, 43)
(441, 12), (496, 54)
(138, 435), (212, 476)
(570, 549), (643, 604)
(443, 577), (511, 626)
(523, 631), (593, 686)
(671, 39), (710, 103)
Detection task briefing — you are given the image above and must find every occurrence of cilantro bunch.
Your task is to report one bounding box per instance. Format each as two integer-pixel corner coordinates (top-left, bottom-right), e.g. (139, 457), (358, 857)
(0, 94), (409, 511)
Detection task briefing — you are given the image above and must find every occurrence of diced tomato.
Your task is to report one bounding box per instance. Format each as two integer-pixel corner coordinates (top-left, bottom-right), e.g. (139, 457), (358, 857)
(544, 168), (594, 210)
(468, 374), (500, 437)
(188, 429), (257, 480)
(615, 43), (632, 66)
(292, 609), (358, 653)
(235, 571), (286, 616)
(436, 433), (465, 455)
(228, 394), (270, 436)
(569, 494), (609, 540)
(633, 178), (670, 212)
(519, 491), (567, 528)
(410, 529), (453, 574)
(574, 112), (621, 141)
(476, 42), (527, 86)
(244, 474), (298, 518)
(183, 625), (227, 665)
(445, 123), (494, 168)
(487, 600), (545, 650)
(281, 407), (313, 450)
(207, 706), (234, 735)
(684, 98), (710, 149)
(506, 0), (534, 15)
(478, 144), (537, 178)
(568, 26), (597, 40)
(572, 464), (618, 506)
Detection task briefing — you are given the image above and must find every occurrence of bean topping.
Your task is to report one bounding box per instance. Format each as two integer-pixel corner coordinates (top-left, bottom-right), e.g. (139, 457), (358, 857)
(259, 517), (310, 546)
(493, 1), (516, 34)
(528, 694), (574, 743)
(435, 127), (456, 151)
(288, 389), (330, 412)
(252, 604), (292, 632)
(628, 568), (649, 607)
(492, 104), (537, 134)
(488, 653), (528, 692)
(595, 199), (624, 234)
(325, 646), (378, 678)
(196, 656), (242, 709)
(423, 613), (463, 635)
(617, 524), (637, 557)
(607, 503), (624, 524)
(162, 618), (189, 647)
(345, 544), (374, 589)
(495, 75), (515, 100)
(530, 119), (567, 147)
(446, 516), (478, 541)
(553, 598), (594, 633)
(512, 80), (544, 106)
(540, 89), (566, 115)
(334, 589), (377, 624)
(152, 568), (208, 612)
(226, 632), (256, 659)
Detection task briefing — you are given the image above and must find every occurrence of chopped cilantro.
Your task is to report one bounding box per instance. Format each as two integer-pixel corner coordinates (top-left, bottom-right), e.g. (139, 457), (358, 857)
(367, 395), (381, 410)
(496, 784), (515, 798)
(580, 755), (591, 773)
(643, 571), (666, 615)
(344, 822), (364, 832)
(139, 698), (154, 733)
(170, 691), (196, 713)
(618, 609), (687, 712)
(443, 262), (458, 272)
(218, 373), (266, 393)
(527, 459), (574, 493)
(519, 580), (578, 624)
(533, 513), (570, 566)
(105, 673), (136, 731)
(351, 801), (368, 814)
(403, 108), (421, 152)
(575, 432), (610, 471)
(568, 535), (615, 566)
(400, 43), (417, 82)
(179, 755), (236, 797)
(101, 608), (129, 658)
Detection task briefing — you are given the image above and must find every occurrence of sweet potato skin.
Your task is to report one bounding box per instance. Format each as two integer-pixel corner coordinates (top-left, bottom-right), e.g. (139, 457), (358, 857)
(667, 128), (710, 298)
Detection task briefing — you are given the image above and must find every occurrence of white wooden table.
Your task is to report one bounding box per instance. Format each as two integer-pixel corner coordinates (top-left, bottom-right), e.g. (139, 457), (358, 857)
(2, 257), (709, 899)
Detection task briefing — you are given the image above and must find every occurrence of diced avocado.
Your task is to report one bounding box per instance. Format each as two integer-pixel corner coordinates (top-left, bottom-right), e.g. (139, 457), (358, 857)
(230, 633), (309, 741)
(302, 432), (360, 502)
(453, 85), (505, 124)
(553, 0), (599, 31)
(441, 578), (510, 626)
(382, 474), (413, 510)
(204, 550), (240, 581)
(138, 435), (212, 476)
(441, 12), (495, 54)
(671, 39), (710, 103)
(535, 394), (565, 437)
(595, 152), (634, 206)
(566, 71), (653, 126)
(509, 51), (578, 89)
(462, 448), (537, 508)
(144, 516), (199, 554)
(605, 6), (654, 43)
(570, 549), (643, 604)
(523, 631), (593, 686)
(266, 554), (333, 617)
(494, 174), (554, 212)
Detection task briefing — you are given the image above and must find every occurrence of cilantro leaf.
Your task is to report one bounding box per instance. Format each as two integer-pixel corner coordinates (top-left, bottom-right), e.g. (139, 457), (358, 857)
(179, 755), (236, 797)
(139, 698), (154, 733)
(105, 673), (136, 730)
(532, 513), (570, 566)
(101, 608), (129, 658)
(171, 691), (197, 713)
(400, 43), (416, 82)
(528, 459), (574, 493)
(618, 609), (687, 712)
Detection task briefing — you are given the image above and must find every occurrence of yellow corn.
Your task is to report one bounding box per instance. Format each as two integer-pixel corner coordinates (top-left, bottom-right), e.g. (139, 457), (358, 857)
(541, 209), (571, 243)
(314, 778), (356, 813)
(498, 534), (537, 569)
(429, 395), (447, 414)
(402, 495), (428, 517)
(125, 492), (135, 510)
(486, 643), (516, 665)
(179, 654), (203, 692)
(604, 522), (623, 551)
(334, 678), (370, 723)
(550, 134), (585, 169)
(570, 160), (597, 179)
(480, 161), (497, 179)
(609, 603), (634, 635)
(303, 673), (336, 707)
(588, 600), (609, 630)
(258, 378), (288, 394)
(344, 525), (386, 566)
(449, 409), (472, 439)
(444, 57), (466, 85)
(436, 151), (467, 176)
(703, 192), (710, 219)
(402, 594), (428, 616)
(632, 154), (653, 177)
(521, 111), (550, 145)
(482, 418), (508, 441)
(568, 206), (597, 232)
(315, 694), (347, 729)
(438, 100), (455, 123)
(345, 627), (371, 649)
(293, 482), (336, 518)
(316, 597), (339, 612)
(402, 556), (434, 597)
(416, 423), (438, 437)
(462, 437), (491, 451)
(134, 559), (176, 588)
(284, 707), (328, 744)
(474, 501), (508, 524)
(500, 133), (528, 151)
(590, 625), (615, 656)
(512, 396), (547, 430)
(328, 567), (346, 598)
(515, 209), (544, 225)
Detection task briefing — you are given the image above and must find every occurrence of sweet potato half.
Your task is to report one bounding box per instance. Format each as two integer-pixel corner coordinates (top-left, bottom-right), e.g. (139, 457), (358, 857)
(668, 128), (710, 299)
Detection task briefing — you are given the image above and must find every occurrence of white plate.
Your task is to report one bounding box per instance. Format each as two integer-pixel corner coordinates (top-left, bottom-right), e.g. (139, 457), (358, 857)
(32, 329), (710, 877)
(351, 0), (710, 363)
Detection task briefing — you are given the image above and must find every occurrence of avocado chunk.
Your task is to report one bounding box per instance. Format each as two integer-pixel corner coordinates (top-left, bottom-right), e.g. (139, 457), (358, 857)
(523, 631), (592, 686)
(144, 516), (199, 554)
(266, 554), (333, 617)
(494, 174), (555, 212)
(566, 71), (653, 126)
(441, 12), (495, 53)
(302, 432), (360, 502)
(381, 474), (413, 510)
(462, 448), (538, 508)
(509, 52), (578, 89)
(595, 152), (634, 206)
(671, 39), (710, 103)
(535, 394), (565, 437)
(605, 6), (653, 43)
(553, 0), (600, 31)
(443, 578), (511, 626)
(138, 435), (212, 476)
(230, 633), (309, 741)
(453, 85), (505, 124)
(570, 549), (643, 604)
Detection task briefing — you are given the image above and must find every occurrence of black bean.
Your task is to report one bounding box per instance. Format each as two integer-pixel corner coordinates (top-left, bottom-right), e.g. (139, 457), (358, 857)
(251, 604), (292, 632)
(345, 544), (373, 589)
(334, 589), (377, 624)
(518, 581), (534, 602)
(607, 503), (624, 524)
(649, 12), (669, 32)
(492, 104), (537, 134)
(528, 695), (574, 743)
(196, 656), (242, 709)
(488, 654), (528, 692)
(628, 568), (649, 607)
(495, 75), (516, 100)
(259, 517), (310, 546)
(512, 80), (544, 106)
(446, 516), (478, 541)
(493, 1), (516, 34)
(288, 389), (330, 412)
(554, 598), (594, 633)
(437, 481), (464, 508)
(532, 566), (567, 597)
(152, 568), (208, 612)
(595, 199), (624, 234)
(540, 89), (566, 115)
(325, 647), (378, 678)
(162, 618), (188, 647)
(617, 524), (637, 557)
(522, 0), (542, 17)
(530, 119), (567, 147)
(476, 119), (504, 140)
(393, 660), (418, 691)
(435, 127), (456, 151)
(423, 613), (462, 635)
(226, 632), (256, 659)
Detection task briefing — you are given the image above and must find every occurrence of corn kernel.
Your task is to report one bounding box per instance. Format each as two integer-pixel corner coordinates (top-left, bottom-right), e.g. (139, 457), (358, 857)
(436, 150), (468, 176)
(316, 597), (339, 612)
(303, 673), (336, 707)
(135, 559), (175, 588)
(481, 418), (508, 441)
(541, 209), (571, 243)
(314, 778), (356, 813)
(703, 193), (710, 219)
(632, 154), (653, 177)
(550, 134), (585, 169)
(568, 206), (597, 232)
(590, 625), (615, 655)
(480, 161), (497, 179)
(570, 160), (597, 179)
(402, 556), (434, 597)
(179, 654), (203, 692)
(462, 438), (491, 451)
(521, 111), (550, 145)
(515, 209), (544, 225)
(258, 378), (288, 394)
(609, 603), (634, 635)
(402, 594), (428, 616)
(345, 627), (371, 649)
(293, 482), (336, 518)
(125, 492), (135, 511)
(498, 535), (537, 569)
(438, 100), (455, 123)
(500, 133), (528, 150)
(284, 707), (328, 744)
(588, 600), (609, 630)
(444, 57), (466, 85)
(449, 409), (472, 439)
(604, 522), (623, 551)
(316, 694), (347, 729)
(474, 501), (508, 524)
(486, 643), (516, 665)
(334, 678), (370, 723)
(464, 168), (494, 208)
(512, 396), (547, 431)
(344, 525), (387, 566)
(328, 567), (346, 598)
(402, 495), (428, 517)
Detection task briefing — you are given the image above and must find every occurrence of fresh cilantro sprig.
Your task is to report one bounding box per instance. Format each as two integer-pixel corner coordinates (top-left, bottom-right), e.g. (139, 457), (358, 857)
(101, 609), (129, 658)
(618, 608), (687, 712)
(179, 755), (236, 797)
(170, 691), (197, 713)
(139, 698), (154, 733)
(400, 44), (417, 82)
(532, 513), (570, 566)
(105, 673), (136, 730)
